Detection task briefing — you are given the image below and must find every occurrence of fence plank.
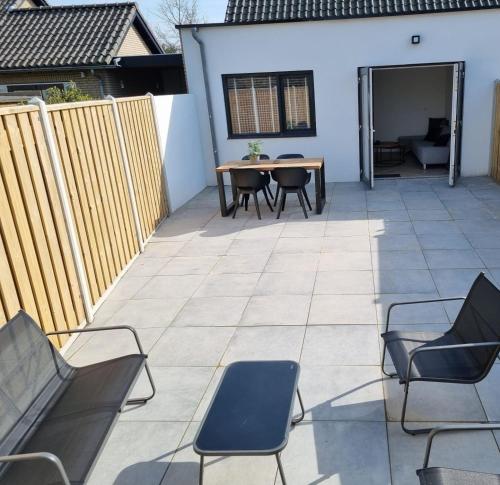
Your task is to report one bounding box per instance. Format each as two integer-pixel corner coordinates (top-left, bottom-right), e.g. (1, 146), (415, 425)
(0, 231), (21, 320)
(29, 110), (85, 325)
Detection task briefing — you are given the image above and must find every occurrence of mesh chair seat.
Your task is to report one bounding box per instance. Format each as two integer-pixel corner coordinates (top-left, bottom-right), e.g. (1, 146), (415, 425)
(382, 330), (484, 383)
(417, 467), (500, 485)
(2, 354), (145, 484)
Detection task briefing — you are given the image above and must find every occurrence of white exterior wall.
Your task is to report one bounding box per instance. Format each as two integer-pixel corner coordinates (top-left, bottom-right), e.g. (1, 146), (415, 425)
(181, 10), (500, 183)
(154, 94), (206, 211)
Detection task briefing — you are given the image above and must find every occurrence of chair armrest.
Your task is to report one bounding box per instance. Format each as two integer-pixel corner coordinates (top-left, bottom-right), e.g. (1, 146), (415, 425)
(46, 325), (146, 355)
(0, 452), (70, 485)
(422, 423), (500, 469)
(385, 297), (465, 333)
(405, 341), (500, 383)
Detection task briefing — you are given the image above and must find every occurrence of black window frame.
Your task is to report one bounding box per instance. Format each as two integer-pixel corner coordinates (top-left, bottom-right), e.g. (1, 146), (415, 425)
(222, 70), (316, 139)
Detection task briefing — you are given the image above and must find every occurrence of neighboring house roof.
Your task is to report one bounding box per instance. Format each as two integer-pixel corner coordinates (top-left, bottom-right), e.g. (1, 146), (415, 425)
(0, 2), (163, 70)
(224, 0), (500, 24)
(0, 0), (47, 10)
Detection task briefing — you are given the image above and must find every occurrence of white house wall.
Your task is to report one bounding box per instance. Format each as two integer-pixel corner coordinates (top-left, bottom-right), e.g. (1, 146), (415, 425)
(181, 10), (500, 183)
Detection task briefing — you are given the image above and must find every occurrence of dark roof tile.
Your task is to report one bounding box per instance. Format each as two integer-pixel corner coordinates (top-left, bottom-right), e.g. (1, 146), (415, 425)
(224, 0), (500, 21)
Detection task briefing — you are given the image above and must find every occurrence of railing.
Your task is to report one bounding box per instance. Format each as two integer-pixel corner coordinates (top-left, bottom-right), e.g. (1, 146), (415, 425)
(0, 95), (168, 346)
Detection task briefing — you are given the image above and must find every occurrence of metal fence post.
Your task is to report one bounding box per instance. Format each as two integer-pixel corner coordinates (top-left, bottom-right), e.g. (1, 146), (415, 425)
(105, 95), (145, 252)
(30, 97), (94, 324)
(147, 92), (170, 216)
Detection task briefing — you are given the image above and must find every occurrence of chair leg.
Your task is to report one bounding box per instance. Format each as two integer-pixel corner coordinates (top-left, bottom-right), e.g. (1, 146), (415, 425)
(232, 190), (241, 219)
(274, 184), (280, 206)
(297, 190), (308, 219)
(302, 188), (312, 211)
(282, 193), (287, 211)
(244, 194), (249, 211)
(199, 455), (204, 485)
(267, 184), (274, 200)
(263, 187), (274, 212)
(400, 381), (433, 435)
(276, 453), (287, 485)
(253, 192), (261, 220)
(292, 388), (305, 425)
(276, 191), (286, 219)
(126, 362), (156, 405)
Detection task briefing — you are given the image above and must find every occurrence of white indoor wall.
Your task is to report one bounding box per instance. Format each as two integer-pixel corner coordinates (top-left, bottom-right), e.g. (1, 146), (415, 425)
(372, 66), (452, 141)
(181, 9), (500, 183)
(154, 94), (207, 211)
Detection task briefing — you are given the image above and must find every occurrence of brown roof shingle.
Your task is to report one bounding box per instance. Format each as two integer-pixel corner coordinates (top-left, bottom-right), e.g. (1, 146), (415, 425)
(0, 3), (143, 69)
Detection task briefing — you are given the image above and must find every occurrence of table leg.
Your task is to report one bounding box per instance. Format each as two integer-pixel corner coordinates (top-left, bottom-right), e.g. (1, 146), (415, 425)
(217, 171), (235, 217)
(199, 455), (204, 485)
(314, 167), (326, 214)
(292, 388), (305, 425)
(276, 453), (287, 485)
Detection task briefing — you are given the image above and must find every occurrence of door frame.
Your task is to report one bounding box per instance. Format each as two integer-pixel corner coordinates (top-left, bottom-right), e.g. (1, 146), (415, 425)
(357, 60), (466, 185)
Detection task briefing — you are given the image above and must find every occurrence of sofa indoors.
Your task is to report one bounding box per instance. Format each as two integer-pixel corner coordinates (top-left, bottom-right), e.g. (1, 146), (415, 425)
(399, 135), (450, 169)
(398, 117), (451, 169)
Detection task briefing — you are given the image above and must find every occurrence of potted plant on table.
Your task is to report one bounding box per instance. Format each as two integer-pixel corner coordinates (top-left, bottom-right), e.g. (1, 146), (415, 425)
(248, 140), (263, 161)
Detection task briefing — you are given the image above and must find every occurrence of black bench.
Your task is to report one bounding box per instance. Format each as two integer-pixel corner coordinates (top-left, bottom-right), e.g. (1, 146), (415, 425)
(0, 310), (155, 485)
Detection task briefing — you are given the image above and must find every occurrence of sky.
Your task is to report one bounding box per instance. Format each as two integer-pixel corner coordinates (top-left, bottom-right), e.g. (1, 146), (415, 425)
(50, 0), (227, 31)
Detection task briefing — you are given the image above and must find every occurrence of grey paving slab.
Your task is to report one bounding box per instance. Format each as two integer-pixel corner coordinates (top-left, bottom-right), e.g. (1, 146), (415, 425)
(417, 233), (473, 250)
(107, 276), (151, 300)
(227, 237), (278, 254)
(301, 325), (380, 365)
(265, 252), (320, 272)
(367, 210), (410, 221)
(211, 253), (270, 274)
(328, 210), (367, 221)
(176, 238), (233, 256)
(299, 365), (385, 421)
(308, 294), (377, 325)
(466, 232), (500, 249)
(423, 249), (485, 269)
(322, 235), (371, 252)
(431, 268), (491, 296)
(158, 256), (219, 275)
(194, 273), (261, 297)
(125, 256), (171, 276)
(273, 236), (323, 253)
(318, 252), (372, 271)
(475, 365), (500, 421)
(135, 275), (205, 299)
(240, 295), (311, 326)
(372, 250), (427, 270)
(254, 271), (316, 295)
(368, 199), (406, 211)
(107, 298), (188, 327)
(142, 241), (186, 258)
(281, 221), (326, 238)
(120, 366), (214, 421)
(373, 270), (436, 294)
(173, 296), (249, 326)
(370, 234), (421, 251)
(369, 220), (415, 235)
(325, 220), (369, 236)
(88, 421), (187, 485)
(408, 209), (452, 221)
(278, 421), (391, 485)
(476, 248), (500, 268)
(413, 220), (462, 235)
(148, 327), (235, 366)
(314, 270), (374, 294)
(221, 326), (305, 364)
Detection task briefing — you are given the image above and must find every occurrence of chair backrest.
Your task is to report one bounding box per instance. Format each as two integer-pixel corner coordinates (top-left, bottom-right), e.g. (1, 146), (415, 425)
(277, 153), (304, 159)
(0, 311), (72, 460)
(450, 273), (500, 370)
(230, 168), (265, 189)
(242, 154), (270, 160)
(273, 167), (309, 187)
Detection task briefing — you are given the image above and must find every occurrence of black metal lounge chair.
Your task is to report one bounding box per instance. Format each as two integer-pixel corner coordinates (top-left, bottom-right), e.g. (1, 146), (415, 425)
(274, 167), (312, 219)
(417, 423), (500, 484)
(0, 310), (155, 485)
(381, 272), (500, 435)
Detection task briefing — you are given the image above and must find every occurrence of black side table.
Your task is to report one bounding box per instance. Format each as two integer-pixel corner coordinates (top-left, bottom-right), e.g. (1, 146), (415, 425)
(193, 360), (304, 485)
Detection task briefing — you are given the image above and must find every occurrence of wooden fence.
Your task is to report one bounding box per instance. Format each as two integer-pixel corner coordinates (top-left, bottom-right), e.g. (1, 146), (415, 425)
(0, 95), (167, 345)
(491, 82), (500, 182)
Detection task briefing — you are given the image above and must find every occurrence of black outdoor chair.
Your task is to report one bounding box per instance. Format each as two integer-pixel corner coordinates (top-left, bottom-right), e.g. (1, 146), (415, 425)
(273, 167), (312, 219)
(417, 423), (500, 484)
(273, 153), (311, 208)
(0, 310), (155, 485)
(230, 168), (273, 220)
(241, 154), (273, 203)
(381, 272), (500, 435)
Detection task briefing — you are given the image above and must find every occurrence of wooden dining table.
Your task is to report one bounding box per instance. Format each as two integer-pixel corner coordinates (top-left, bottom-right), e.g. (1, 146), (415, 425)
(215, 157), (326, 217)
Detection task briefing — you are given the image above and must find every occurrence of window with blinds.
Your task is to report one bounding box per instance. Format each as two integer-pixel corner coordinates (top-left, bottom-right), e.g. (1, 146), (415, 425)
(223, 71), (315, 138)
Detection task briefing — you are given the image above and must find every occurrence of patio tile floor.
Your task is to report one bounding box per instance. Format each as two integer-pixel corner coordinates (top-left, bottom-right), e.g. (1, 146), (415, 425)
(64, 176), (500, 484)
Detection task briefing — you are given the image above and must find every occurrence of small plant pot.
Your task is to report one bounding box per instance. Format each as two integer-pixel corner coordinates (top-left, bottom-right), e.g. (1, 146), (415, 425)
(249, 155), (259, 162)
